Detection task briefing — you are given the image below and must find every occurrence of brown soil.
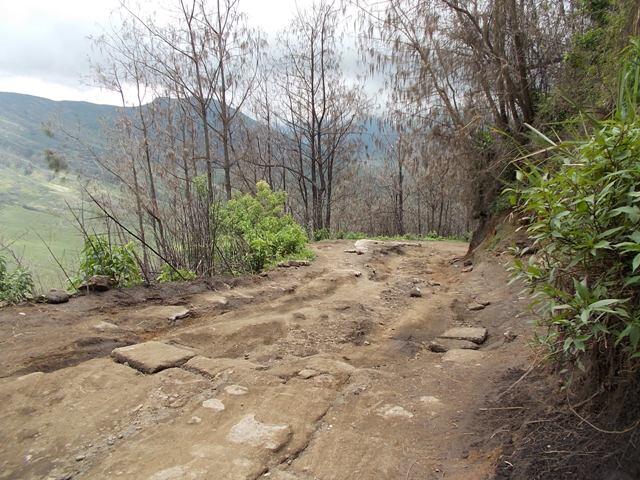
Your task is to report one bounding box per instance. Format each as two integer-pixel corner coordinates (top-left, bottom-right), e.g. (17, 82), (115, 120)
(0, 239), (570, 479)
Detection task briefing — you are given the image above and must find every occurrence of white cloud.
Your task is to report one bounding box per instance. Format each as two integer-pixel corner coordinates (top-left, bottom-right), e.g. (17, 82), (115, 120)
(0, 0), (367, 105)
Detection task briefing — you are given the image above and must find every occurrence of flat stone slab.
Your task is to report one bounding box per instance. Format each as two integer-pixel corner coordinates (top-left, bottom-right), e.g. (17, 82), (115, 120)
(428, 338), (479, 353)
(224, 384), (249, 395)
(227, 414), (291, 451)
(466, 302), (489, 311)
(111, 341), (195, 373)
(298, 368), (319, 379)
(377, 404), (414, 419)
(93, 321), (121, 333)
(439, 327), (487, 344)
(202, 398), (225, 412)
(442, 349), (485, 364)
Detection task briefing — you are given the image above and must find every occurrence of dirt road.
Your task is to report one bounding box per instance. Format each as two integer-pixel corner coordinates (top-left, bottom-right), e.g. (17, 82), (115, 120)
(0, 240), (533, 480)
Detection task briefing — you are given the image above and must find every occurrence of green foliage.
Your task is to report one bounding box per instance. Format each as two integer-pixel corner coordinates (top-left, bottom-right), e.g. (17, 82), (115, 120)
(509, 41), (640, 373)
(313, 228), (331, 242)
(156, 264), (197, 283)
(218, 181), (313, 273)
(539, 0), (635, 123)
(0, 255), (34, 304)
(75, 235), (142, 288)
(44, 149), (67, 173)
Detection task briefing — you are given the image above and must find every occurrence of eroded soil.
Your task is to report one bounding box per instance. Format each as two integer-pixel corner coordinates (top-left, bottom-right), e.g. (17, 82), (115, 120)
(0, 240), (535, 480)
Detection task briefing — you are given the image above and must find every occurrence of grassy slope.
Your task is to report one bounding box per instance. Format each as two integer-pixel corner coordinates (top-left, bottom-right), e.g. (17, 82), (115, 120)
(0, 92), (115, 289)
(0, 164), (85, 289)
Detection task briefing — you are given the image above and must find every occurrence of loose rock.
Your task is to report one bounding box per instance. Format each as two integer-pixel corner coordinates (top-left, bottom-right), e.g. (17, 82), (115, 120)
(466, 302), (488, 311)
(78, 275), (115, 292)
(439, 327), (488, 344)
(224, 385), (249, 395)
(202, 399), (225, 412)
(44, 289), (70, 304)
(111, 341), (196, 374)
(167, 308), (190, 322)
(409, 286), (422, 298)
(503, 330), (518, 342)
(297, 368), (319, 379)
(428, 338), (479, 353)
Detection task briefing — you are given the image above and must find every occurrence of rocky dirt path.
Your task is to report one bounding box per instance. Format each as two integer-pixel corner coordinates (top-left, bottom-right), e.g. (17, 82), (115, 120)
(0, 240), (533, 480)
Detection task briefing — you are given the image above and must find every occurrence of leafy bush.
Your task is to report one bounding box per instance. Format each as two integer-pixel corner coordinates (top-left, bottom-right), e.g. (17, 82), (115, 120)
(75, 235), (142, 288)
(509, 40), (640, 379)
(0, 255), (34, 304)
(156, 264), (197, 283)
(218, 181), (313, 272)
(313, 228), (331, 242)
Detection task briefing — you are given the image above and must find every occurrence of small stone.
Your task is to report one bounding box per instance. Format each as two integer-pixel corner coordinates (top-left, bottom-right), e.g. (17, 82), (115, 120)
(188, 416), (202, 424)
(420, 396), (442, 405)
(461, 266), (473, 273)
(298, 369), (319, 379)
(202, 399), (225, 411)
(467, 302), (487, 311)
(409, 287), (422, 298)
(354, 271), (362, 278)
(75, 454), (86, 462)
(168, 308), (190, 322)
(224, 385), (249, 395)
(45, 289), (70, 304)
(363, 340), (370, 346)
(503, 330), (518, 342)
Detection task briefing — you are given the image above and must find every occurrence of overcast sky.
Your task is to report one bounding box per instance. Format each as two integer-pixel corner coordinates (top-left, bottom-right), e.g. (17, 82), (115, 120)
(0, 0), (330, 105)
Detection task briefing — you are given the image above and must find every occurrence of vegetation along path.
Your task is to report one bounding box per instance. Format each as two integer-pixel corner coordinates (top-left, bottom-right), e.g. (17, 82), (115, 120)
(0, 239), (533, 479)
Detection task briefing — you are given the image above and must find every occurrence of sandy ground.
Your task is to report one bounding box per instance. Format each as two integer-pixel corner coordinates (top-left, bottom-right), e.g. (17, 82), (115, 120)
(0, 240), (534, 480)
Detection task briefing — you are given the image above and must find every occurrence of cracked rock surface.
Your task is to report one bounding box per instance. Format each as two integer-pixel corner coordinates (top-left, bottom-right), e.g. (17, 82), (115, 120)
(0, 240), (532, 479)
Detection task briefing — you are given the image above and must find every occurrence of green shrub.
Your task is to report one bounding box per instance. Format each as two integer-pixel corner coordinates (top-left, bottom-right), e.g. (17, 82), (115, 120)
(75, 235), (142, 288)
(156, 264), (197, 282)
(0, 255), (34, 304)
(218, 181), (313, 272)
(509, 40), (640, 378)
(313, 228), (331, 241)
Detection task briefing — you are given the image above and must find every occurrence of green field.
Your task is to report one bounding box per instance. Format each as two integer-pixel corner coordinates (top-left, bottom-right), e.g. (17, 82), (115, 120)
(0, 166), (85, 290)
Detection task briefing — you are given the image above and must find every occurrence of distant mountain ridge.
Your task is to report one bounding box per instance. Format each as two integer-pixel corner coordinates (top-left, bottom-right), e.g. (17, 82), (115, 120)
(0, 91), (121, 176)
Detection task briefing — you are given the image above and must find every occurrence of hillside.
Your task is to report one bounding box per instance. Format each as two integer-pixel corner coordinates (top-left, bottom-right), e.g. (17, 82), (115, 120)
(0, 92), (121, 288)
